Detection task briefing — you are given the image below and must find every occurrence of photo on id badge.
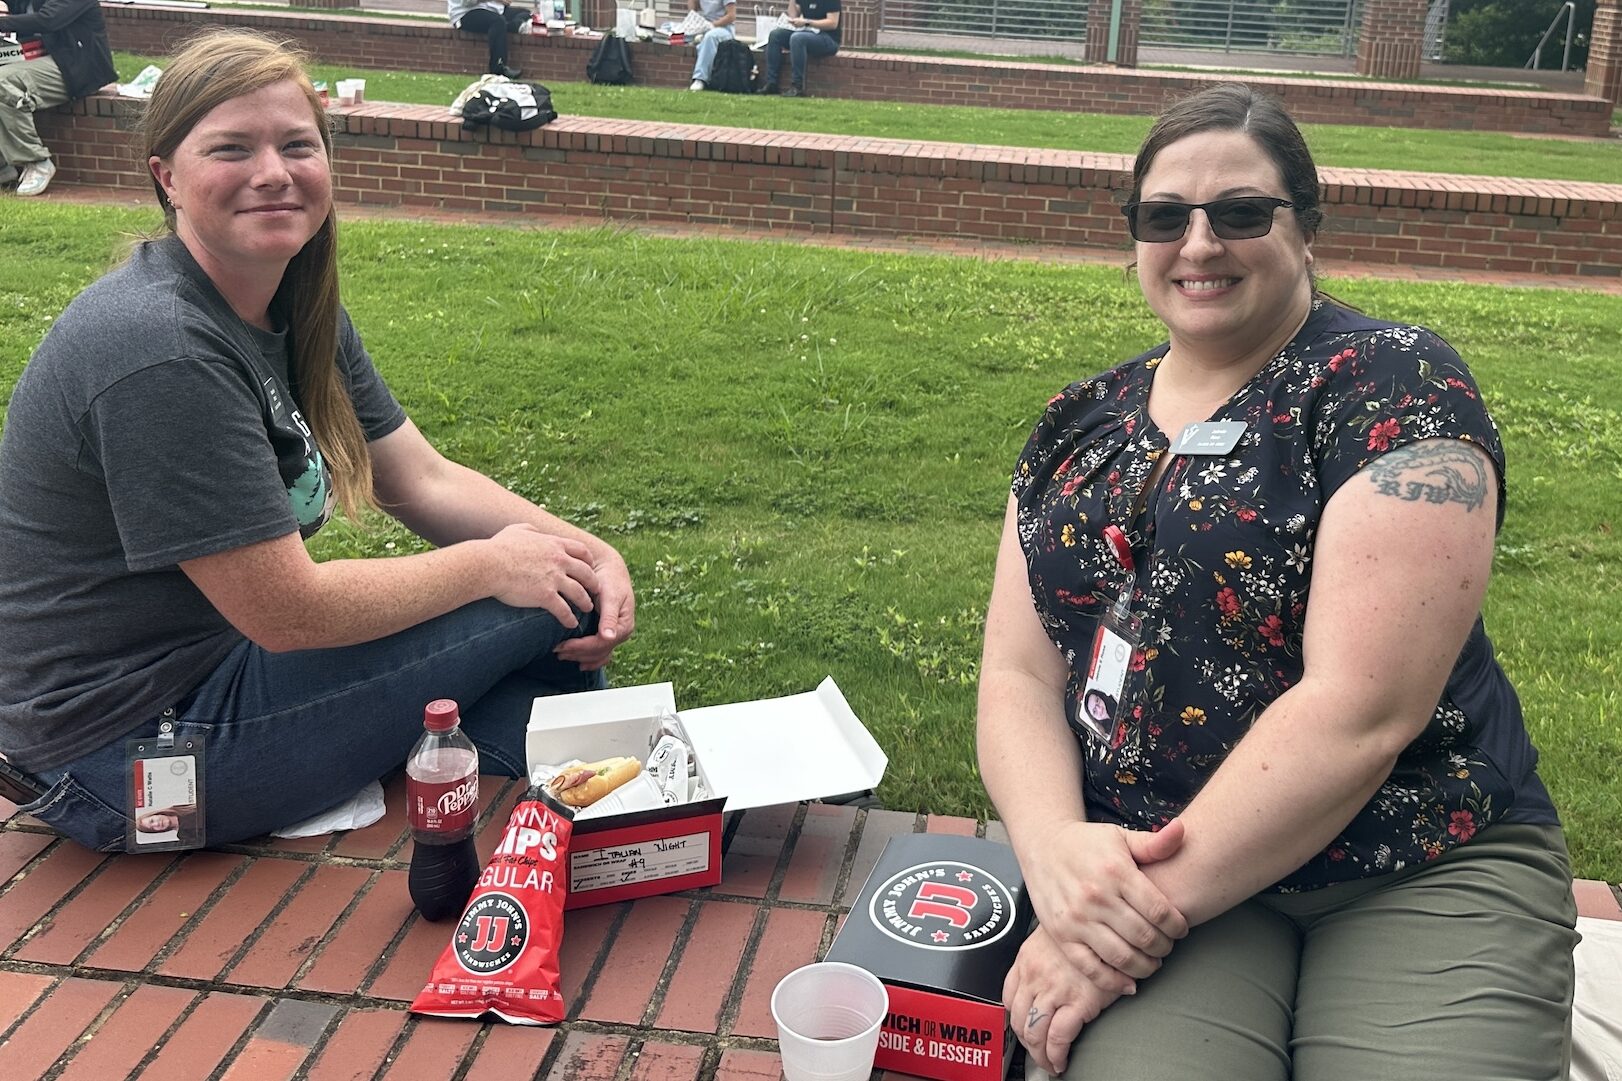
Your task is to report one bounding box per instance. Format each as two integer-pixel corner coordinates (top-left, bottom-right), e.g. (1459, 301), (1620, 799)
(129, 749), (203, 849)
(1081, 615), (1136, 742)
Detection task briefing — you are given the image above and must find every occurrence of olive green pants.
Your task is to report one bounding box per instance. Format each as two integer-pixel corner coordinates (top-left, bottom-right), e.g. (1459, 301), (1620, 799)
(1031, 824), (1578, 1081)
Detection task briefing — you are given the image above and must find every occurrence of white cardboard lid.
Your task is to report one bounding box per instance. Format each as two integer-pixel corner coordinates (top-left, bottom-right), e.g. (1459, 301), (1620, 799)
(678, 677), (887, 811)
(525, 677), (886, 811)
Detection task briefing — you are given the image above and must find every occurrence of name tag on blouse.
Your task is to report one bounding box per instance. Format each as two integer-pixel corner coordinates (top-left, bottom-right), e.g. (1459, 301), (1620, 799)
(1171, 421), (1247, 456)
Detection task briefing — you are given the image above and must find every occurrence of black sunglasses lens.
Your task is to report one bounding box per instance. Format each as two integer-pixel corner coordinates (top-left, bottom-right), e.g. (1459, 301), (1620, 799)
(1210, 199), (1275, 239)
(1134, 204), (1191, 242)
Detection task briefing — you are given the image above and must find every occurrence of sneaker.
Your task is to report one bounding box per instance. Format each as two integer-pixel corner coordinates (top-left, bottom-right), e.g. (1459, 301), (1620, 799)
(784, 85), (803, 98)
(755, 82), (778, 95)
(16, 159), (55, 197)
(689, 79), (705, 91)
(0, 164), (17, 187)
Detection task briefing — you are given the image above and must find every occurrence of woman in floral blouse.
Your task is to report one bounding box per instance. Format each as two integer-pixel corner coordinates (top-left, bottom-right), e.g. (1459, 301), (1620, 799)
(978, 84), (1576, 1081)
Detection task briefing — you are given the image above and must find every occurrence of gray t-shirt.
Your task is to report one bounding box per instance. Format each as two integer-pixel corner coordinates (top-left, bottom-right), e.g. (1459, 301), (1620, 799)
(0, 236), (405, 771)
(696, 0), (734, 22)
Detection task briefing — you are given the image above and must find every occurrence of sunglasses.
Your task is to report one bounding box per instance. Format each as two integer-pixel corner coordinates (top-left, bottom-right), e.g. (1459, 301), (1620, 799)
(1122, 197), (1295, 243)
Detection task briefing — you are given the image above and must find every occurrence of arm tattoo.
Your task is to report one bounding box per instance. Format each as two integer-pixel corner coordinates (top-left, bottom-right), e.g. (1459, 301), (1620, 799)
(1364, 442), (1489, 513)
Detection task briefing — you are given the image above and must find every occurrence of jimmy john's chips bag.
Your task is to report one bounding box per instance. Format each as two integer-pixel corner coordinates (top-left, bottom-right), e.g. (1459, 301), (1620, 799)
(410, 785), (575, 1024)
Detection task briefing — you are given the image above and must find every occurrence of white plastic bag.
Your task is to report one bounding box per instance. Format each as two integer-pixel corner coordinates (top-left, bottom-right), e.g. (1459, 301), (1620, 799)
(117, 64), (164, 99)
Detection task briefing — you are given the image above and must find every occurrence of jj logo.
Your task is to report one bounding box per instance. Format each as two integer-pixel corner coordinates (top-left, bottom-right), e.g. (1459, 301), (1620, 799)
(467, 915), (510, 952)
(907, 882), (977, 928)
(870, 861), (1015, 951)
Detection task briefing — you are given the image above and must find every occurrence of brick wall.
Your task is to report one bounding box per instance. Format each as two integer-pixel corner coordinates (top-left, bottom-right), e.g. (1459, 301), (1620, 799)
(1586, 0), (1622, 108)
(97, 6), (1615, 136)
(1083, 0), (1141, 67)
(1357, 0), (1428, 81)
(42, 94), (1622, 277)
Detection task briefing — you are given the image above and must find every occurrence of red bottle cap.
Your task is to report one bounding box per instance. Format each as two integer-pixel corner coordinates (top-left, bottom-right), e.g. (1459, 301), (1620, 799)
(423, 699), (461, 732)
(1102, 524), (1134, 573)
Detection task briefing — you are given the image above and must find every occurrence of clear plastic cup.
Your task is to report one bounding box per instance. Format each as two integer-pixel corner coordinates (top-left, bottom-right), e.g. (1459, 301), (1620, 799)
(770, 961), (888, 1081)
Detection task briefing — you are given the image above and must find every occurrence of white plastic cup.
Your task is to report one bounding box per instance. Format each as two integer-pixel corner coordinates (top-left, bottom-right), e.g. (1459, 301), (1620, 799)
(770, 961), (888, 1081)
(336, 80), (357, 105)
(352, 79), (366, 103)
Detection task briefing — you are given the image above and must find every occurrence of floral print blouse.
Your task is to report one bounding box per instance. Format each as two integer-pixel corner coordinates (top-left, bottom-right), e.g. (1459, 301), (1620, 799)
(1012, 300), (1557, 891)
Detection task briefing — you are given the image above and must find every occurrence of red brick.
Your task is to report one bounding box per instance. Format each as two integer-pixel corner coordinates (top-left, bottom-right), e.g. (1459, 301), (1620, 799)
(378, 1017), (478, 1079)
(656, 900), (759, 1033)
(303, 1007), (409, 1081)
(225, 864), (371, 989)
(55, 983), (197, 1081)
(15, 852), (176, 964)
(925, 814), (978, 837)
(158, 857), (307, 980)
(555, 899), (622, 1012)
(0, 976), (121, 1080)
(330, 772), (409, 860)
(297, 869), (415, 994)
(84, 851), (242, 971)
(780, 803), (858, 905)
(578, 895), (690, 1025)
(217, 998), (338, 1081)
(629, 1040), (707, 1081)
(364, 910), (458, 1003)
(838, 809), (918, 908)
(0, 831), (51, 879)
(1574, 879), (1622, 921)
(718, 803), (799, 899)
(714, 1047), (784, 1081)
(462, 1024), (555, 1080)
(0, 970), (54, 1036)
(142, 992), (268, 1081)
(730, 906), (828, 1038)
(0, 842), (106, 951)
(549, 1032), (630, 1081)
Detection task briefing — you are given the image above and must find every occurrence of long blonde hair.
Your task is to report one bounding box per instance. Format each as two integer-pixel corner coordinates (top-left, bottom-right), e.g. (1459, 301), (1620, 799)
(142, 29), (375, 518)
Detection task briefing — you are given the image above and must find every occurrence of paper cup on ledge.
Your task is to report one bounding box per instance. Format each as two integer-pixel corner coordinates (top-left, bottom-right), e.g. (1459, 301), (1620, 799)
(351, 79), (365, 103)
(771, 961), (888, 1081)
(336, 80), (357, 105)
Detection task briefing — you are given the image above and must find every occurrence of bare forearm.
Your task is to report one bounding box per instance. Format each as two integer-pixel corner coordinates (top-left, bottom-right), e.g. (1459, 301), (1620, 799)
(978, 667), (1089, 864)
(384, 459), (605, 554)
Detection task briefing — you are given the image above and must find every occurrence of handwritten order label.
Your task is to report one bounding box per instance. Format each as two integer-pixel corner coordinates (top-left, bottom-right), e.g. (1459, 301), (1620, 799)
(569, 830), (711, 892)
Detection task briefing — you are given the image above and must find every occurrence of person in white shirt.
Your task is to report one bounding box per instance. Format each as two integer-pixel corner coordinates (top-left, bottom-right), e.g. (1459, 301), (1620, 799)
(687, 0), (736, 91)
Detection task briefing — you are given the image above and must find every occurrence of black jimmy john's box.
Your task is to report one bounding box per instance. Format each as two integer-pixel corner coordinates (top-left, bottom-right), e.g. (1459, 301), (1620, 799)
(826, 834), (1031, 1081)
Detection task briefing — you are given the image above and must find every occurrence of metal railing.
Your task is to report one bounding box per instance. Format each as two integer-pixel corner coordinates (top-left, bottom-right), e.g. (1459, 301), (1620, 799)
(879, 0), (1093, 44)
(1139, 0), (1363, 57)
(1525, 1), (1577, 71)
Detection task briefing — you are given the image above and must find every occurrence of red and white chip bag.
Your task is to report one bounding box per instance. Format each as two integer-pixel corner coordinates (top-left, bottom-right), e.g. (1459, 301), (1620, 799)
(410, 785), (575, 1024)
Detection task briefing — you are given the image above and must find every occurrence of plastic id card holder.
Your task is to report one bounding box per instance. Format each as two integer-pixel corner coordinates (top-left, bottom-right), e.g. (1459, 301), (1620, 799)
(1079, 606), (1142, 742)
(125, 713), (207, 851)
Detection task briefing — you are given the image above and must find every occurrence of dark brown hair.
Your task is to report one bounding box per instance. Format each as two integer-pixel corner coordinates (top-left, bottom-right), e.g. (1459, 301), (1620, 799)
(1130, 82), (1324, 240)
(142, 29), (374, 518)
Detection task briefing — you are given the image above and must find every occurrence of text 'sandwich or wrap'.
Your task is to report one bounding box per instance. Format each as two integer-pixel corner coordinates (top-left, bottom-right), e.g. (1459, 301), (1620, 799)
(410, 785), (575, 1024)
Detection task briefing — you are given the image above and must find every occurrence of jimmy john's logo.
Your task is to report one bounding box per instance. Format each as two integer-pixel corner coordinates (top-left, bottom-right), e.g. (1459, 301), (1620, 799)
(867, 861), (1014, 951)
(453, 892), (529, 975)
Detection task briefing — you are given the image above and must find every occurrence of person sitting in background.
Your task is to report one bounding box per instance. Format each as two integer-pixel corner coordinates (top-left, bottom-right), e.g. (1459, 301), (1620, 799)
(687, 0), (737, 91)
(0, 0), (117, 196)
(448, 0), (530, 79)
(756, 0), (839, 98)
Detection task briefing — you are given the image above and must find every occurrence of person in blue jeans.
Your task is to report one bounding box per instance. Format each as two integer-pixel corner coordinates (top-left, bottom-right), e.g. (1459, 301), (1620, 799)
(0, 30), (635, 852)
(757, 0), (840, 97)
(687, 0), (737, 91)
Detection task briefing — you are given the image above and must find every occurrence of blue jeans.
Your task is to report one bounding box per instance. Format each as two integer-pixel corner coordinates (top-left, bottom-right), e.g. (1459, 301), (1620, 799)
(692, 24), (737, 83)
(763, 28), (838, 89)
(23, 599), (603, 851)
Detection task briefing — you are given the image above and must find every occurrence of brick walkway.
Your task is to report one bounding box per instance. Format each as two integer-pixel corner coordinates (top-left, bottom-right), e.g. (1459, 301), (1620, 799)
(3, 774), (1620, 1079)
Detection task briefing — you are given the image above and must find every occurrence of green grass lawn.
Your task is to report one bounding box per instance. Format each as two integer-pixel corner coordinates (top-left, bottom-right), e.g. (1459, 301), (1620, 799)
(2, 202), (1617, 882)
(111, 50), (1622, 184)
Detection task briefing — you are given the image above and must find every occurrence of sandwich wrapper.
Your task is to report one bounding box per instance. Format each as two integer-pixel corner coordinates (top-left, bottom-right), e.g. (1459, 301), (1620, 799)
(526, 677), (885, 908)
(826, 834), (1034, 1081)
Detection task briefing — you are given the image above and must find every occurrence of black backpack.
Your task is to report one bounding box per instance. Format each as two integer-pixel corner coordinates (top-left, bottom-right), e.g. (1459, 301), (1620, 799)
(707, 38), (755, 93)
(587, 33), (634, 85)
(461, 82), (558, 132)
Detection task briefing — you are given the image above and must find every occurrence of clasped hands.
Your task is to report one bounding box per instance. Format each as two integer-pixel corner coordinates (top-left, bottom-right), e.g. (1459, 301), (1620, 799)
(1004, 820), (1188, 1076)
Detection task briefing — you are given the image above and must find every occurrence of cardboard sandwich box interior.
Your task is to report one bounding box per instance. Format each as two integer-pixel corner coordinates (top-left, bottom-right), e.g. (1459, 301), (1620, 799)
(525, 677), (886, 907)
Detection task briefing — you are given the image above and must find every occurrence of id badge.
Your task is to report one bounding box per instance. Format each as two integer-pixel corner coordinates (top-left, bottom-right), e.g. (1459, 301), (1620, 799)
(125, 711), (207, 851)
(1080, 607), (1142, 742)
